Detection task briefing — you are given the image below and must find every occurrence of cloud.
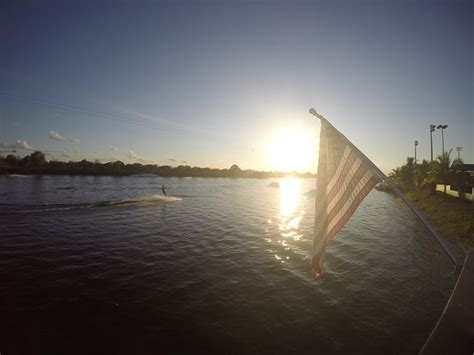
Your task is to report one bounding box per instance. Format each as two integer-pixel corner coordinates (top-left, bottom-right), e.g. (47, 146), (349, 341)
(0, 140), (34, 150)
(49, 130), (80, 144)
(49, 130), (66, 141)
(128, 150), (150, 164)
(16, 140), (34, 150)
(168, 158), (177, 163)
(128, 150), (140, 160)
(108, 145), (118, 151)
(62, 152), (72, 158)
(181, 160), (188, 164)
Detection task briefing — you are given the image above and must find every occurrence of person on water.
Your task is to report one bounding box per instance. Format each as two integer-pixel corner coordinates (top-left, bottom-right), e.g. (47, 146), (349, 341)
(161, 184), (168, 196)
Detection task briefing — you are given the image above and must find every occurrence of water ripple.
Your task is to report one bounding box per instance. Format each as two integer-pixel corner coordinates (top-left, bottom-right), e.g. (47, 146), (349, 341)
(0, 176), (456, 354)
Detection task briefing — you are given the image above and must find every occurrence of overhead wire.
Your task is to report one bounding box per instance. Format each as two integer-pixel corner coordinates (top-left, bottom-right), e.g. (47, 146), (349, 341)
(0, 92), (244, 147)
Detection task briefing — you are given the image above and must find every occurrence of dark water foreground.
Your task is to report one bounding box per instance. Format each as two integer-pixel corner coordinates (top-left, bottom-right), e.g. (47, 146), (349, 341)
(0, 176), (456, 354)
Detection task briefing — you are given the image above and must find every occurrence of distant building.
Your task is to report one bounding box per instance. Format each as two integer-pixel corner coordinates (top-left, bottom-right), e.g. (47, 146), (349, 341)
(460, 164), (474, 191)
(460, 164), (474, 175)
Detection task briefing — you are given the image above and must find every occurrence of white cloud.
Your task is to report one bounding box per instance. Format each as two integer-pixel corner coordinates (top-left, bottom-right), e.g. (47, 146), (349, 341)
(49, 130), (80, 144)
(128, 150), (150, 164)
(108, 145), (118, 151)
(0, 140), (34, 150)
(168, 158), (177, 163)
(128, 150), (140, 159)
(49, 130), (66, 141)
(16, 140), (34, 150)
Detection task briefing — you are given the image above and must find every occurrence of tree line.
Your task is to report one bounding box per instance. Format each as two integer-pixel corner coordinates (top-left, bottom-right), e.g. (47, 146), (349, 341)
(0, 151), (315, 179)
(386, 149), (472, 198)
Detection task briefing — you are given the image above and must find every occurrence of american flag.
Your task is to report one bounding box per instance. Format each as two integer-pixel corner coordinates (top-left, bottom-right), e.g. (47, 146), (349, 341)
(312, 114), (382, 277)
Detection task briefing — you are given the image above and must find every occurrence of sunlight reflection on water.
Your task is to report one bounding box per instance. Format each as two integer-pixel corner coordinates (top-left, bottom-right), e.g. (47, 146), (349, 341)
(279, 177), (301, 218)
(273, 177), (306, 262)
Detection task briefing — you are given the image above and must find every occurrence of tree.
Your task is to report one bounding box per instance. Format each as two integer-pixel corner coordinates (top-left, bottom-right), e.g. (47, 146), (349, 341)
(389, 157), (417, 191)
(5, 154), (19, 167)
(450, 158), (469, 196)
(399, 157), (416, 191)
(414, 159), (431, 188)
(389, 166), (401, 183)
(29, 151), (46, 167)
(229, 164), (241, 177)
(430, 149), (452, 199)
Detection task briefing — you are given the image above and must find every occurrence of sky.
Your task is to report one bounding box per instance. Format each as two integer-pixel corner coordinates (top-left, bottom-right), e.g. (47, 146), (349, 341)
(0, 0), (472, 173)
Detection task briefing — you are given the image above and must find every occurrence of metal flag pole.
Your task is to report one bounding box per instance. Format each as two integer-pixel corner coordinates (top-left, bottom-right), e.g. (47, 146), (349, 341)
(309, 108), (463, 267)
(414, 140), (418, 164)
(430, 125), (436, 161)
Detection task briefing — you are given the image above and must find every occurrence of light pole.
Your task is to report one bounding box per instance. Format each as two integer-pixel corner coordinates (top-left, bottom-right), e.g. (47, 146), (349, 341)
(430, 124), (436, 161)
(414, 140), (418, 164)
(456, 146), (463, 161)
(437, 124), (448, 155)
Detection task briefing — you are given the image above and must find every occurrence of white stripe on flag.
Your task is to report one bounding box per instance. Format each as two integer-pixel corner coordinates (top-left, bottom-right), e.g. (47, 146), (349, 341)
(326, 146), (351, 192)
(326, 156), (363, 212)
(326, 169), (375, 233)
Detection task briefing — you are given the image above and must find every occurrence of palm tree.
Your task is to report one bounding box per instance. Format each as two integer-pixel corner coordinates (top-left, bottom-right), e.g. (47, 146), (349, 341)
(414, 159), (430, 188)
(400, 157), (416, 190)
(389, 167), (402, 186)
(430, 149), (452, 199)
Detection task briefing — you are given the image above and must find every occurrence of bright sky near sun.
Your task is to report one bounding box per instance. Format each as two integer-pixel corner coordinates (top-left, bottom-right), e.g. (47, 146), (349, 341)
(0, 1), (472, 173)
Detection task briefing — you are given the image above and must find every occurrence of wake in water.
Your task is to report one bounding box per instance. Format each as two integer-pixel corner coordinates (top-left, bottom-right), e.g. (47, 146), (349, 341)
(106, 194), (182, 206)
(11, 194), (182, 213)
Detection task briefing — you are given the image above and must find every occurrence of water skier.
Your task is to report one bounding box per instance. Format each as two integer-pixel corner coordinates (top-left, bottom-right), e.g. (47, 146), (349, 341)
(161, 184), (168, 196)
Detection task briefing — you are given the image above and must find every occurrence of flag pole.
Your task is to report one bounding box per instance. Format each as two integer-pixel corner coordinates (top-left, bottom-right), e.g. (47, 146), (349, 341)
(309, 108), (463, 267)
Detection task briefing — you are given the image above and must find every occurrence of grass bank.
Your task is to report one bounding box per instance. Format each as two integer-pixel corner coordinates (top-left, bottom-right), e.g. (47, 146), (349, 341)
(401, 189), (474, 255)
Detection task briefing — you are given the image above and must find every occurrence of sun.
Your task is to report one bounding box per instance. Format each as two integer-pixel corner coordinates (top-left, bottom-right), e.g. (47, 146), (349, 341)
(268, 127), (315, 172)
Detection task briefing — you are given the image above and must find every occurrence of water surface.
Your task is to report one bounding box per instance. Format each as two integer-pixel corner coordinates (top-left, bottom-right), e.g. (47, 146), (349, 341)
(0, 175), (455, 354)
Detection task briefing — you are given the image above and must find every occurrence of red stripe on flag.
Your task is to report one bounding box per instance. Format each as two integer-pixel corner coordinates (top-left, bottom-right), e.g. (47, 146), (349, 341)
(326, 150), (357, 201)
(325, 176), (379, 241)
(326, 163), (370, 224)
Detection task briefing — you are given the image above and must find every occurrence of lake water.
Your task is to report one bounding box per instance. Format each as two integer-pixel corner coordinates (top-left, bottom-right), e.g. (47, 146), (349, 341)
(0, 175), (456, 354)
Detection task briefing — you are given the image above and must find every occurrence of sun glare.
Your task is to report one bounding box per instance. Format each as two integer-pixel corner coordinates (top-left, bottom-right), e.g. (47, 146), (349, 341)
(268, 128), (314, 172)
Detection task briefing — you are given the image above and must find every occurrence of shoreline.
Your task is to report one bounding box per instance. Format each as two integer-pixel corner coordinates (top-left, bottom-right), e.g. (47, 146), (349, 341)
(0, 170), (316, 179)
(0, 167), (315, 179)
(387, 188), (473, 255)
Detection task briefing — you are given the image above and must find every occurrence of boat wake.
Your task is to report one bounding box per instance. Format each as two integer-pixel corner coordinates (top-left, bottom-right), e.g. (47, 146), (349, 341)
(10, 194), (182, 213)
